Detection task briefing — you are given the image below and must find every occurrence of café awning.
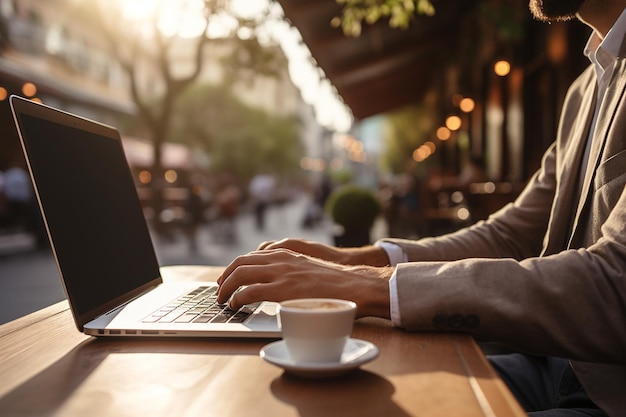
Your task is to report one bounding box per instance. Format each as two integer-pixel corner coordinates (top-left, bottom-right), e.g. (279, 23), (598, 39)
(276, 0), (469, 120)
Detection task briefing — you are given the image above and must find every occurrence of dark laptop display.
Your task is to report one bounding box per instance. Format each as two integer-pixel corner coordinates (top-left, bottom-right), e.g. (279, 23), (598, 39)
(15, 109), (162, 327)
(10, 95), (280, 338)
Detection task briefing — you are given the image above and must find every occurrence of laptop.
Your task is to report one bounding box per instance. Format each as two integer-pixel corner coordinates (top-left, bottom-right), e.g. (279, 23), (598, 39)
(9, 95), (281, 338)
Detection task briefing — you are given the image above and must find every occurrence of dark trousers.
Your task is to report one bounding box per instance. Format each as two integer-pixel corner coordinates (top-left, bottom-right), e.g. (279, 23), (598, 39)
(489, 354), (607, 416)
(254, 202), (267, 230)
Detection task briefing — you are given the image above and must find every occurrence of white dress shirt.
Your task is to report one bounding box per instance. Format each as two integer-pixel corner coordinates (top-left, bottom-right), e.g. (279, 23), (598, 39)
(579, 8), (626, 182)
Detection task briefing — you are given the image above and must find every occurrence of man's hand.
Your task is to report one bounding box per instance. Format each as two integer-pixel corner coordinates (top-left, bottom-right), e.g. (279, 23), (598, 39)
(256, 238), (391, 266)
(216, 248), (393, 319)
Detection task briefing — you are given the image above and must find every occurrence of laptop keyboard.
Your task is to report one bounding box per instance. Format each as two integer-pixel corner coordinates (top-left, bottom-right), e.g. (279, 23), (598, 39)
(142, 285), (256, 324)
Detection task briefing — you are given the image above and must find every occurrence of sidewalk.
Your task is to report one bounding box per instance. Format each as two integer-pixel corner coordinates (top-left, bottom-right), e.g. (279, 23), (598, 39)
(154, 193), (335, 267)
(0, 194), (337, 324)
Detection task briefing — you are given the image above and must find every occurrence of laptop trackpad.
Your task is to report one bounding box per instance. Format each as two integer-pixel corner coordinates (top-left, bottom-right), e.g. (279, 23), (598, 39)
(247, 302), (279, 330)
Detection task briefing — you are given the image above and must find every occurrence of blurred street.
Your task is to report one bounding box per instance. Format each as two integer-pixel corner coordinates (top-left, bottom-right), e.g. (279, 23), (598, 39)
(0, 193), (345, 325)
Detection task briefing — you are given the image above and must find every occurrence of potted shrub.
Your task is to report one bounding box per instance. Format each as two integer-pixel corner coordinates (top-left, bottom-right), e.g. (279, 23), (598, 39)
(325, 184), (382, 247)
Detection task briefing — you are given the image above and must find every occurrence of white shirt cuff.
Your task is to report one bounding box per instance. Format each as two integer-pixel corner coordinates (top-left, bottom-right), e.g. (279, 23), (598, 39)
(375, 241), (408, 266)
(388, 267), (402, 327)
(375, 241), (406, 327)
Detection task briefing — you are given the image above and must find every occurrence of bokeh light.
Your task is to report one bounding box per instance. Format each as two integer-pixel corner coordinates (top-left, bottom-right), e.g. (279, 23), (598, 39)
(22, 82), (37, 97)
(494, 60), (511, 77)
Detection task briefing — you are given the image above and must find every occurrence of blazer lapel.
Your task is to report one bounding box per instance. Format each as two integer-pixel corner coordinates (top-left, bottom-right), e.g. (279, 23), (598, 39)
(542, 77), (596, 255)
(568, 56), (626, 248)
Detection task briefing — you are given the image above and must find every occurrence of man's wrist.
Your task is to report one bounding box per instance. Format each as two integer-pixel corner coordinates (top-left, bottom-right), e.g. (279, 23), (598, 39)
(342, 245), (391, 266)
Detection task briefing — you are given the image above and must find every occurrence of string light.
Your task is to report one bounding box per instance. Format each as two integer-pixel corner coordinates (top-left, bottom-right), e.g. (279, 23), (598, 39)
(445, 115), (462, 131)
(494, 60), (511, 77)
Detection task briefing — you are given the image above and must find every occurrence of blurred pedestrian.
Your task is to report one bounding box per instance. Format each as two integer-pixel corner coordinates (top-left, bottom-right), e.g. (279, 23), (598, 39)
(302, 174), (332, 229)
(248, 173), (275, 231)
(213, 176), (241, 243)
(4, 160), (33, 230)
(184, 184), (207, 253)
(0, 170), (7, 227)
(383, 173), (424, 239)
(4, 158), (47, 248)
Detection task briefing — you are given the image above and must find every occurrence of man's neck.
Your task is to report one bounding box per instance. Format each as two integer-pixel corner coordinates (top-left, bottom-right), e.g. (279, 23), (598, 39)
(577, 1), (626, 38)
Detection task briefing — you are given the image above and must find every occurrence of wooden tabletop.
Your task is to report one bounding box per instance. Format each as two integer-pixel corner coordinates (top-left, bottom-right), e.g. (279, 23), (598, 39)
(0, 265), (525, 417)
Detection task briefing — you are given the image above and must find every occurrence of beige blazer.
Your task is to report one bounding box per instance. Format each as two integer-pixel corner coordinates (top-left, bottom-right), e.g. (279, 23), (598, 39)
(379, 36), (626, 415)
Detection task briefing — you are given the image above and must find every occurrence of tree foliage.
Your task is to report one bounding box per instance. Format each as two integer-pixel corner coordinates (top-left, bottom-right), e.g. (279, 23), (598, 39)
(78, 0), (279, 157)
(73, 0), (284, 229)
(333, 0), (526, 42)
(172, 84), (304, 181)
(380, 104), (436, 175)
(332, 0), (435, 37)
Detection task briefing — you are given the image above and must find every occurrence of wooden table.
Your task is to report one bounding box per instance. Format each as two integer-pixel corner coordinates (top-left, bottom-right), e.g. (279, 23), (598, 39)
(0, 265), (525, 417)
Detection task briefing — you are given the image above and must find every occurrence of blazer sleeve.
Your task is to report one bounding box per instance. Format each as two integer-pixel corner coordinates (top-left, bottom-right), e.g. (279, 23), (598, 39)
(389, 179), (626, 365)
(377, 139), (626, 364)
(376, 61), (626, 364)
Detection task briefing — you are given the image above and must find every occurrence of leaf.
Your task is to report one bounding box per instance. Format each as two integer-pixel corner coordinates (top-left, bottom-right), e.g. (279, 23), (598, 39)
(335, 0), (437, 37)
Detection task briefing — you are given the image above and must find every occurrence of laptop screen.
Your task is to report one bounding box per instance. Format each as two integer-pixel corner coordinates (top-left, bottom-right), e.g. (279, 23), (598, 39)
(14, 103), (161, 327)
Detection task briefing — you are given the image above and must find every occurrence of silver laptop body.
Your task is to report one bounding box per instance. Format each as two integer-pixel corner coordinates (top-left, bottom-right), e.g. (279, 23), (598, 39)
(10, 95), (280, 338)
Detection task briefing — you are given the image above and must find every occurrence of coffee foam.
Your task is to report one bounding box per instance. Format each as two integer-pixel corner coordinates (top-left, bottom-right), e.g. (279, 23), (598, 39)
(288, 301), (343, 309)
(280, 299), (354, 311)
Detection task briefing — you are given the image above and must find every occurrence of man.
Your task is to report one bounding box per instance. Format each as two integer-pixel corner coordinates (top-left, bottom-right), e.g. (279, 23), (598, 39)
(248, 172), (276, 231)
(217, 0), (626, 415)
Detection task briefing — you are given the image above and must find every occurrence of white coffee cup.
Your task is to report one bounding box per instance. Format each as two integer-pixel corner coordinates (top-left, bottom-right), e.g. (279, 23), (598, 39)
(278, 298), (357, 363)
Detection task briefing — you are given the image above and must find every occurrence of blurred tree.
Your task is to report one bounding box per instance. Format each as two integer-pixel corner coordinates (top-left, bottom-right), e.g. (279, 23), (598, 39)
(172, 83), (304, 181)
(75, 0), (281, 232)
(333, 0), (525, 41)
(380, 104), (436, 175)
(332, 0), (435, 37)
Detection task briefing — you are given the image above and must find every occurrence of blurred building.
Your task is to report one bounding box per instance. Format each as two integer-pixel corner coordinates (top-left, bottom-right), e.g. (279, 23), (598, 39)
(0, 0), (323, 170)
(0, 0), (331, 232)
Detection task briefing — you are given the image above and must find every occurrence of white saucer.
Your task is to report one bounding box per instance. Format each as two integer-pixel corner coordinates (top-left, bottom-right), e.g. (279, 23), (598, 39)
(260, 338), (379, 378)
